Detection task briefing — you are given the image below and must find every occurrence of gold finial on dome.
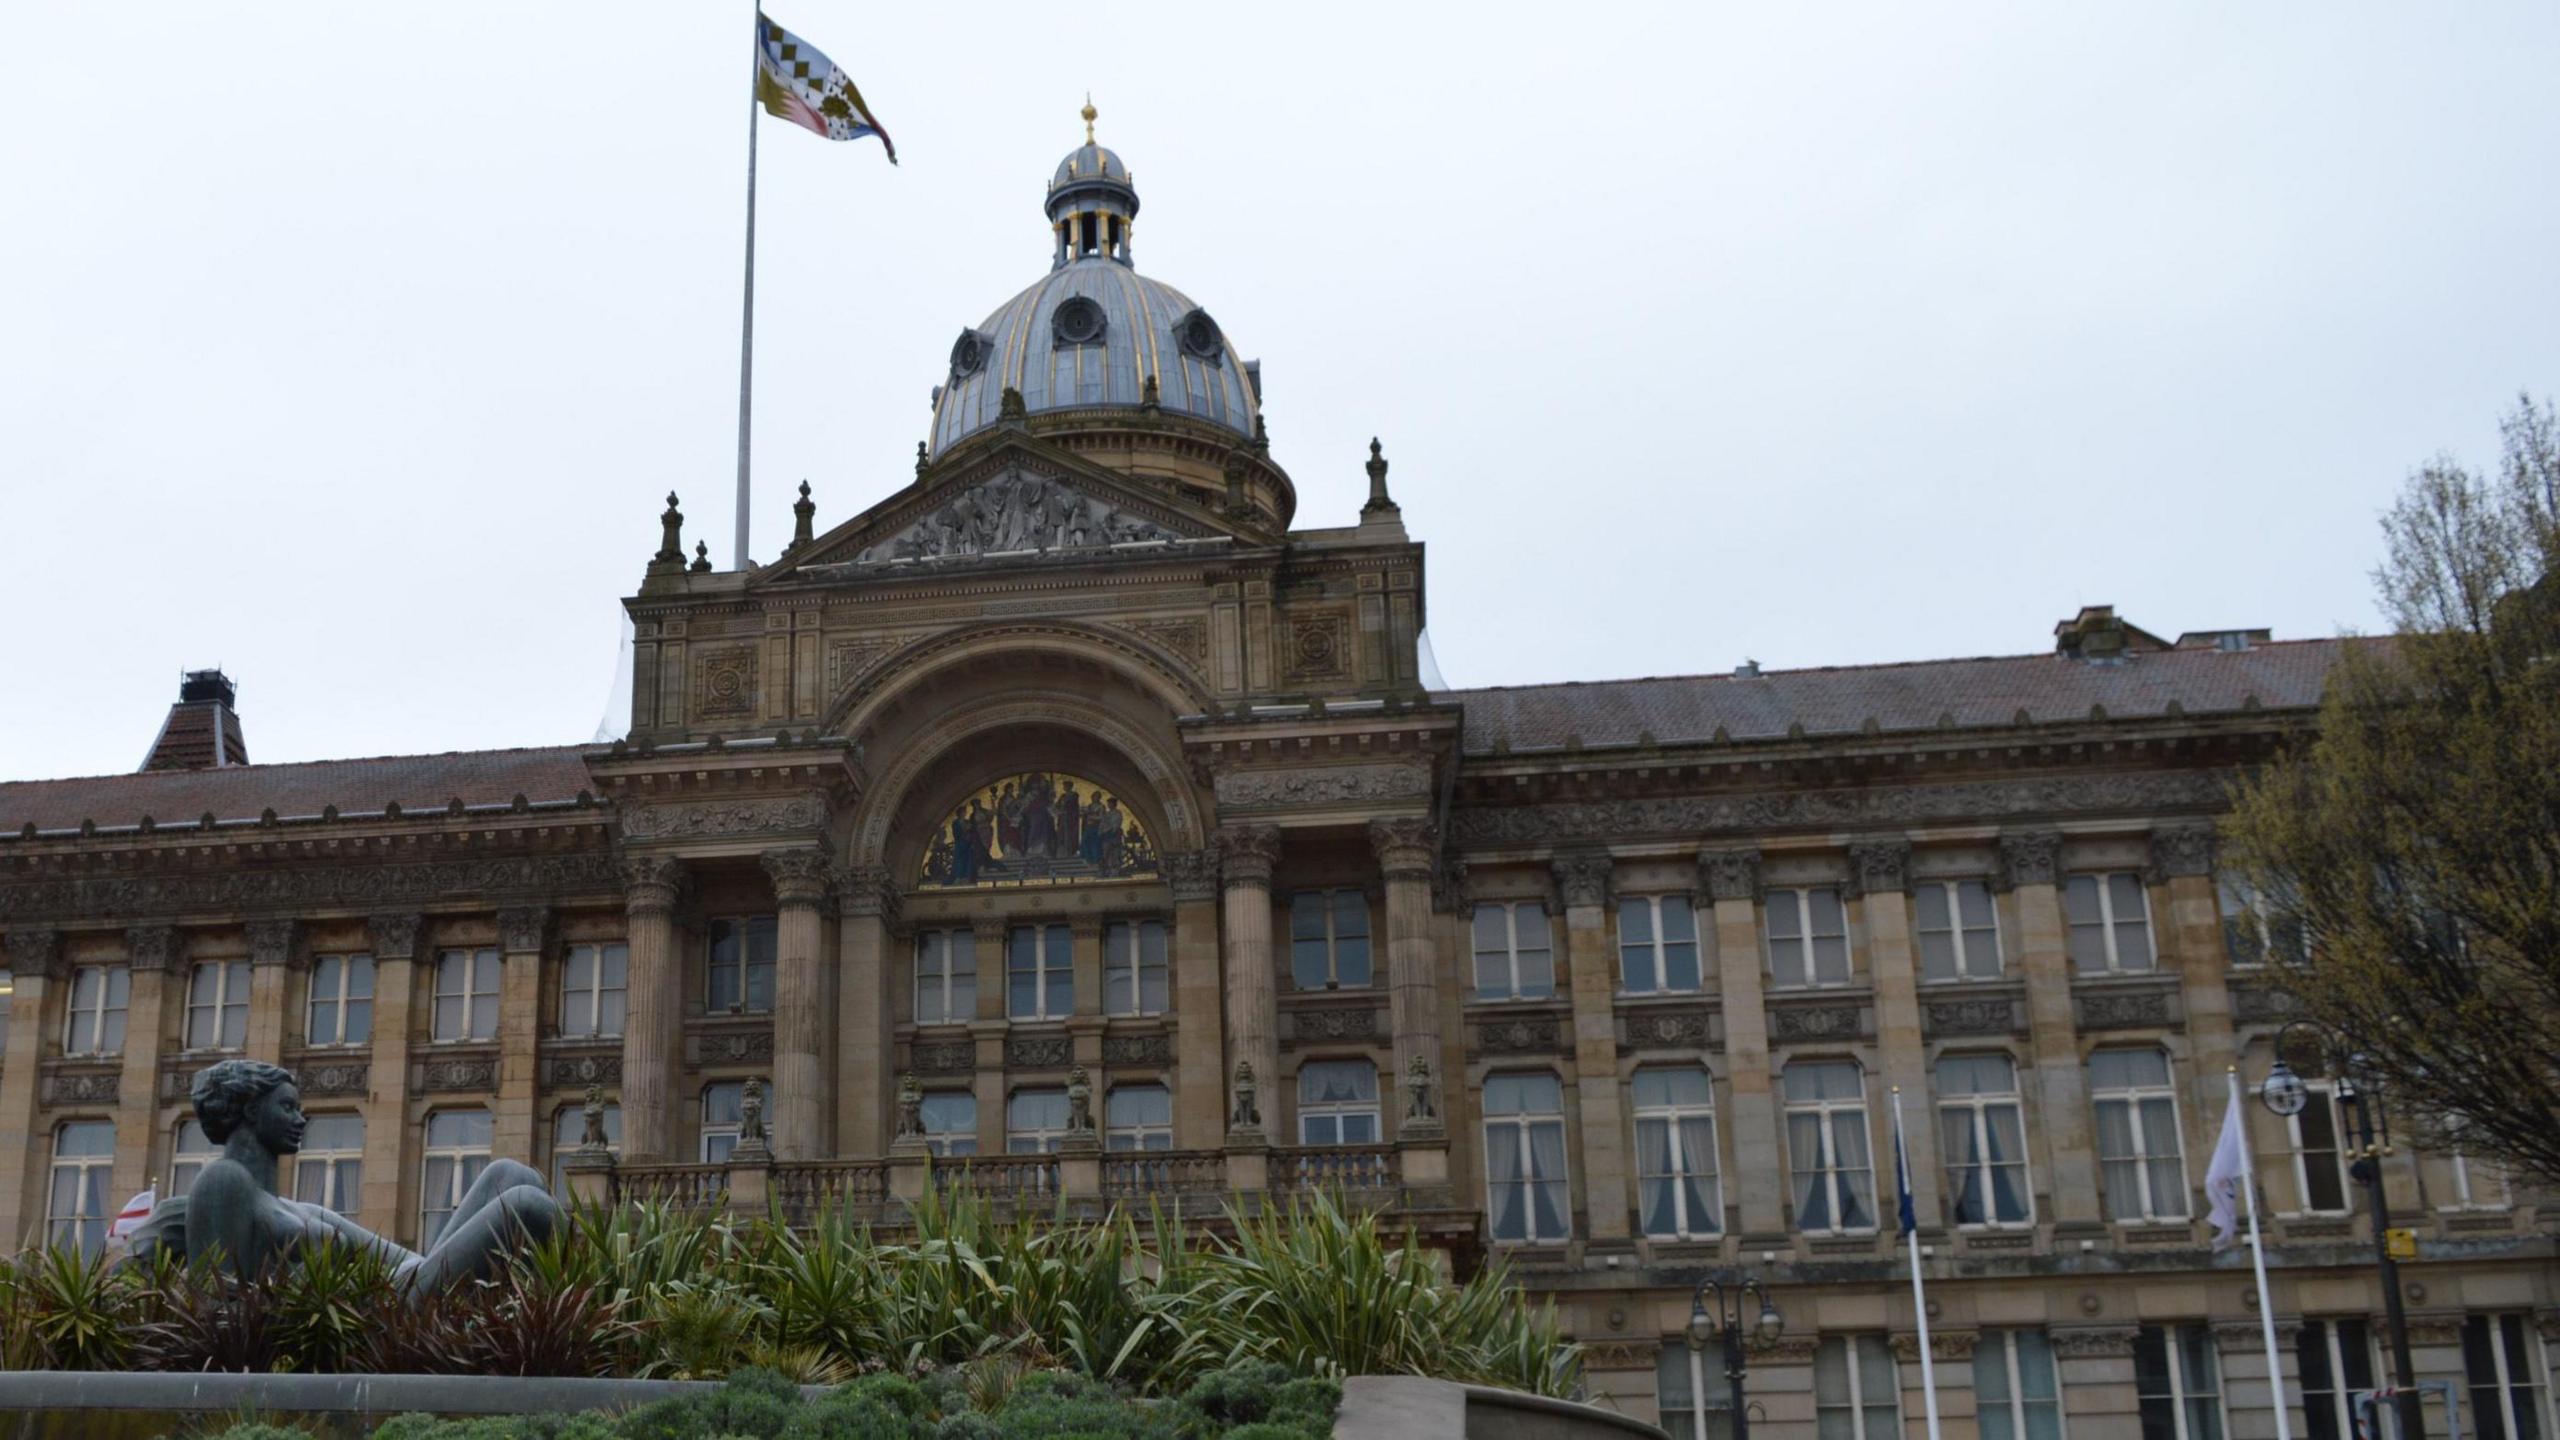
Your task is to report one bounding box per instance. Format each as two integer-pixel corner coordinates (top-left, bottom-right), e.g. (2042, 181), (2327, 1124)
(1081, 94), (1098, 145)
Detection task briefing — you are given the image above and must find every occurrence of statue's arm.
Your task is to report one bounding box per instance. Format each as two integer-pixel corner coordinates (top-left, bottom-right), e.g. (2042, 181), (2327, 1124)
(284, 1197), (416, 1264)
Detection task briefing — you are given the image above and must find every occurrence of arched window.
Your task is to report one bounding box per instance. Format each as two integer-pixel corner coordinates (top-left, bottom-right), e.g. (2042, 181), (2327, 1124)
(1939, 1054), (2031, 1227)
(1483, 1073), (1569, 1244)
(1782, 1060), (1874, 1233)
(1632, 1067), (1720, 1239)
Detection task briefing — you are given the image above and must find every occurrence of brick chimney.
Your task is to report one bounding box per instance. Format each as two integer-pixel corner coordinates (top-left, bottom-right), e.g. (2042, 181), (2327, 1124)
(140, 669), (250, 771)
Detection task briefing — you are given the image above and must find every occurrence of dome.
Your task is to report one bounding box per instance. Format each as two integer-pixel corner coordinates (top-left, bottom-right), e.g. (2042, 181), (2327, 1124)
(930, 106), (1259, 456)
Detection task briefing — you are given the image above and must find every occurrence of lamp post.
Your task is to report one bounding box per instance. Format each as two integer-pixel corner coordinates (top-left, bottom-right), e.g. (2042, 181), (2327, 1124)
(1686, 1272), (1784, 1440)
(2260, 1020), (2424, 1440)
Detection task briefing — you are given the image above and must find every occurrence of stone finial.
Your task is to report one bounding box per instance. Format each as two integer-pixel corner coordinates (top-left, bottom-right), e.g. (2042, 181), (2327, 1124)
(579, 1084), (611, 1149)
(1403, 1051), (1439, 1123)
(689, 541), (712, 573)
(1230, 1060), (1262, 1130)
(655, 492), (685, 565)
(915, 440), (930, 477)
(998, 386), (1028, 422)
(894, 1072), (924, 1139)
(1252, 412), (1270, 451)
(1066, 1066), (1094, 1134)
(785, 480), (815, 555)
(1362, 437), (1396, 515)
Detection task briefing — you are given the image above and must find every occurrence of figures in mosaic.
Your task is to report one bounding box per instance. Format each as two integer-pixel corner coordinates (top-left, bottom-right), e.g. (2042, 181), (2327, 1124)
(920, 771), (1158, 888)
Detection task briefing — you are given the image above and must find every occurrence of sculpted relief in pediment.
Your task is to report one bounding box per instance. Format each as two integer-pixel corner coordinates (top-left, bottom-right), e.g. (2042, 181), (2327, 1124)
(853, 470), (1186, 566)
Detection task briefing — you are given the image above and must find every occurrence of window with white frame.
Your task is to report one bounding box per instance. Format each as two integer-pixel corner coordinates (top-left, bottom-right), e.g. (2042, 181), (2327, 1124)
(2092, 1049), (2188, 1220)
(2445, 1118), (2512, 1210)
(1940, 1054), (2032, 1226)
(1766, 887), (1852, 989)
(1298, 1060), (1380, 1145)
(707, 915), (777, 1013)
(559, 943), (626, 1039)
(2135, 1324), (2226, 1440)
(2464, 1313), (2549, 1440)
(2065, 873), (2156, 974)
(2298, 1318), (2378, 1440)
(1289, 890), (1372, 990)
(701, 1081), (768, 1163)
(1658, 1345), (1733, 1440)
(420, 1110), (492, 1250)
(47, 1121), (115, 1258)
(1103, 919), (1168, 1017)
(1618, 895), (1701, 995)
(1006, 1088), (1071, 1153)
(1783, 1060), (1876, 1233)
(305, 954), (373, 1047)
(912, 929), (977, 1025)
(1916, 880), (2002, 981)
(549, 1104), (618, 1194)
(1105, 1084), (1173, 1151)
(1473, 902), (1556, 1001)
(920, 1091), (976, 1157)
(431, 948), (499, 1042)
(1815, 1335), (1903, 1440)
(1007, 924), (1073, 1020)
(62, 965), (128, 1056)
(1483, 1072), (1570, 1244)
(295, 1113), (364, 1215)
(171, 1119), (219, 1195)
(2218, 876), (2306, 967)
(1975, 1329), (2065, 1440)
(185, 960), (250, 1051)
(2289, 1082), (2353, 1215)
(1633, 1067), (1721, 1239)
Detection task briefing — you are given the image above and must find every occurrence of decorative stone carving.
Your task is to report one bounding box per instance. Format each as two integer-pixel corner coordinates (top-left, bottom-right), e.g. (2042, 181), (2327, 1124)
(1550, 852), (1614, 911)
(0, 854), (624, 925)
(1122, 617), (1209, 664)
(1284, 612), (1352, 684)
(2232, 986), (2302, 1024)
(1006, 1035), (1072, 1069)
(246, 918), (299, 970)
(1291, 1006), (1380, 1042)
(1433, 858), (1471, 916)
(367, 912), (424, 962)
(2047, 1327), (2142, 1358)
(1066, 1066), (1094, 1133)
(41, 1069), (119, 1106)
(1403, 1052), (1438, 1123)
(835, 863), (901, 922)
(827, 638), (902, 700)
(579, 1084), (611, 1148)
(2150, 822), (2219, 880)
(125, 923), (183, 973)
(1753, 1337), (1820, 1364)
(623, 795), (826, 842)
(2404, 1318), (2464, 1345)
(1218, 765), (1432, 812)
(420, 1056), (499, 1093)
(1101, 1033), (1173, 1067)
(299, 1061), (370, 1097)
(693, 645), (759, 721)
(1621, 1008), (1714, 1049)
(700, 1030), (776, 1065)
(1218, 826), (1282, 886)
(760, 848), (832, 906)
(1995, 831), (2063, 892)
(1579, 1341), (1663, 1372)
(1889, 1332), (1979, 1362)
(496, 905), (551, 954)
(738, 1078), (767, 1146)
(1477, 1014), (1565, 1055)
(543, 1052), (622, 1089)
(1369, 816), (1438, 879)
(911, 1039), (975, 1074)
(1447, 773), (2230, 849)
(1924, 997), (2019, 1036)
(1164, 848), (1221, 902)
(1769, 1003), (1866, 1042)
(1698, 848), (1762, 903)
(1230, 1061), (1262, 1130)
(2079, 988), (2174, 1029)
(849, 469), (1186, 565)
(894, 1072), (924, 1138)
(1847, 839), (1913, 898)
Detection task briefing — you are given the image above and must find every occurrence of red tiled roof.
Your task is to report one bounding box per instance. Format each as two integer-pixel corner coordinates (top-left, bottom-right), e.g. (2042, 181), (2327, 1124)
(1439, 638), (2355, 755)
(0, 746), (594, 831)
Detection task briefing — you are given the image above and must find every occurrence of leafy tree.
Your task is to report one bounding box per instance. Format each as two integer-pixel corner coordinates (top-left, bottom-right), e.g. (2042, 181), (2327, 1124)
(2225, 394), (2560, 1182)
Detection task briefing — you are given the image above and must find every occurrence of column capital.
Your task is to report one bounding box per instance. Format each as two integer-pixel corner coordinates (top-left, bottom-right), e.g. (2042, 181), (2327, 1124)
(366, 912), (423, 962)
(1165, 847), (1221, 903)
(833, 863), (903, 922)
(125, 923), (186, 974)
(2, 927), (64, 982)
(760, 846), (833, 907)
(1433, 857), (1471, 916)
(1218, 825), (1282, 887)
(1696, 846), (1762, 903)
(246, 917), (301, 970)
(1367, 817), (1438, 881)
(2148, 822), (2219, 881)
(1846, 838), (1913, 899)
(1068, 914), (1106, 940)
(1993, 830), (2063, 893)
(621, 855), (685, 916)
(496, 905), (553, 955)
(1549, 851), (1614, 911)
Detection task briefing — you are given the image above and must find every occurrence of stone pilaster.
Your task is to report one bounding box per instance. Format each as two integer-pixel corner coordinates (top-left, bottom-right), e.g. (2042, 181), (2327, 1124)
(359, 912), (422, 1239)
(492, 905), (550, 1165)
(619, 857), (685, 1162)
(1998, 830), (2101, 1228)
(1852, 838), (1941, 1230)
(763, 847), (832, 1159)
(2154, 823), (2239, 1174)
(1701, 848), (1783, 1237)
(1372, 818), (1445, 1143)
(0, 930), (63, 1248)
(1167, 847), (1226, 1150)
(1219, 825), (1281, 1145)
(834, 864), (898, 1157)
(1552, 849), (1628, 1241)
(970, 916), (1008, 1155)
(113, 924), (183, 1205)
(243, 918), (299, 1064)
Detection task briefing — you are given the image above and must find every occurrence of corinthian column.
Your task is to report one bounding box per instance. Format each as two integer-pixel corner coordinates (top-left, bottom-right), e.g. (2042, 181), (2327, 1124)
(834, 865), (899, 1157)
(1372, 819), (1446, 1143)
(619, 857), (685, 1162)
(762, 847), (832, 1160)
(1219, 825), (1282, 1145)
(1166, 848), (1226, 1149)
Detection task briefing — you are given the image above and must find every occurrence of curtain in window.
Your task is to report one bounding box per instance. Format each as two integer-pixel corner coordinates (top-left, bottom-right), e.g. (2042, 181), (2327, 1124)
(1832, 1116), (1875, 1230)
(1679, 1113), (1719, 1229)
(1528, 1120), (1569, 1238)
(1942, 1107), (1985, 1223)
(1789, 1112), (1829, 1229)
(1637, 1116), (1677, 1235)
(2096, 1099), (2143, 1218)
(1857, 1337), (1900, 1440)
(2142, 1097), (2188, 1215)
(1486, 1123), (1524, 1240)
(1987, 1104), (2030, 1220)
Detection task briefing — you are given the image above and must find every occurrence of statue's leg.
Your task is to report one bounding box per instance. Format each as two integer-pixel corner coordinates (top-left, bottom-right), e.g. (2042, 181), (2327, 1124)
(401, 1179), (563, 1294)
(444, 1158), (550, 1231)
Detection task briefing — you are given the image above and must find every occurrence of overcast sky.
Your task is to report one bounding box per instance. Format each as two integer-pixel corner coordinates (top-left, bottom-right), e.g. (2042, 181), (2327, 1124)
(4, 3), (2555, 782)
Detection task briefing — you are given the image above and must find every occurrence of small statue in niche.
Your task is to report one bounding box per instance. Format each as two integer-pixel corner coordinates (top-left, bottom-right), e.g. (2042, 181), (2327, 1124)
(1230, 1060), (1261, 1130)
(579, 1082), (611, 1149)
(1066, 1066), (1094, 1134)
(895, 1072), (925, 1139)
(740, 1078), (768, 1145)
(1404, 1051), (1438, 1123)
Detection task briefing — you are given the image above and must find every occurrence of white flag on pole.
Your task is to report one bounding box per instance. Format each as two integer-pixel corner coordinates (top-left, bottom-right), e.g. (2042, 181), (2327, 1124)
(2205, 1083), (2250, 1250)
(108, 1187), (156, 1244)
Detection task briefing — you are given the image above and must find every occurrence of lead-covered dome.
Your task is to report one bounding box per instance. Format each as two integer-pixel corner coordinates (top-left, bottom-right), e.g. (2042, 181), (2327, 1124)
(930, 110), (1259, 455)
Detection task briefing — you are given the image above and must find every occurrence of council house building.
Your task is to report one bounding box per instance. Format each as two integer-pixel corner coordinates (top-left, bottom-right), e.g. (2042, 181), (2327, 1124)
(3, 125), (2552, 1440)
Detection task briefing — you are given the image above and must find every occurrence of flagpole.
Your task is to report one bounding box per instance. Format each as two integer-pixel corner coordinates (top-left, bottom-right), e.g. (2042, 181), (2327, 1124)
(1893, 1088), (1944, 1440)
(733, 4), (761, 572)
(2234, 1067), (2295, 1440)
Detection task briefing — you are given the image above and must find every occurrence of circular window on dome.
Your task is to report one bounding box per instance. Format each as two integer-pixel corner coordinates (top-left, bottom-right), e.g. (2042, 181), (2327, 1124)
(949, 327), (991, 380)
(1173, 307), (1224, 366)
(1052, 295), (1107, 347)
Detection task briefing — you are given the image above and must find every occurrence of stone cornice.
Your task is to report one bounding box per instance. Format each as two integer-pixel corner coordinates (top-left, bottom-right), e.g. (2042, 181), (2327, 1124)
(0, 852), (621, 927)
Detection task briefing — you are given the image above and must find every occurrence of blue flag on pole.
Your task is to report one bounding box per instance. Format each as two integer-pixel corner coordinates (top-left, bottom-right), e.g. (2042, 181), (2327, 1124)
(1894, 1107), (1918, 1238)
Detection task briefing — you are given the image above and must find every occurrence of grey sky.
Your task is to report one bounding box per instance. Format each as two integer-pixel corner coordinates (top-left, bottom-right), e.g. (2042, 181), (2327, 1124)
(4, 3), (2554, 782)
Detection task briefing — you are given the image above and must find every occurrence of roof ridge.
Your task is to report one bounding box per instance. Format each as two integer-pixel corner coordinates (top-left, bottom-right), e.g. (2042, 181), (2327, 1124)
(0, 741), (591, 792)
(1435, 636), (2353, 699)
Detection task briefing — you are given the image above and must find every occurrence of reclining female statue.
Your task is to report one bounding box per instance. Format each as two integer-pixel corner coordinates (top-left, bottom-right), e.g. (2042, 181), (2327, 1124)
(126, 1059), (562, 1292)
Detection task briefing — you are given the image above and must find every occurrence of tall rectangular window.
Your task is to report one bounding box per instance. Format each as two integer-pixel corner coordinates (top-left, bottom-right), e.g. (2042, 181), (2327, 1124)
(1766, 887), (1851, 989)
(2219, 876), (2306, 967)
(1103, 919), (1168, 1017)
(2066, 873), (2156, 974)
(62, 965), (129, 1056)
(46, 1121), (116, 1259)
(1007, 923), (1073, 1020)
(2447, 1120), (2511, 1210)
(2092, 1049), (2188, 1220)
(420, 1110), (493, 1250)
(1007, 1088), (1071, 1153)
(1784, 1060), (1875, 1233)
(1916, 880), (2002, 981)
(432, 948), (500, 1043)
(1289, 890), (1372, 989)
(1483, 1073), (1569, 1244)
(305, 954), (374, 1047)
(1633, 1067), (1721, 1238)
(1659, 1346), (1733, 1440)
(186, 960), (250, 1051)
(2135, 1325), (2225, 1440)
(2290, 1084), (2352, 1214)
(707, 915), (777, 1014)
(913, 929), (977, 1025)
(1975, 1329), (2064, 1440)
(1298, 1060), (1379, 1145)
(1618, 895), (1701, 995)
(559, 943), (626, 1039)
(1939, 1054), (2032, 1226)
(920, 1091), (976, 1157)
(2465, 1314), (2549, 1440)
(1105, 1084), (1173, 1151)
(2299, 1319), (2377, 1440)
(1815, 1336), (1903, 1440)
(294, 1114), (365, 1216)
(1473, 902), (1556, 1001)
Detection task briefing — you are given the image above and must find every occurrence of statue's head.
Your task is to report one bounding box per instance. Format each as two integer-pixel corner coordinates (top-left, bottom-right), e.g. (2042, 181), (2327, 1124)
(191, 1059), (305, 1158)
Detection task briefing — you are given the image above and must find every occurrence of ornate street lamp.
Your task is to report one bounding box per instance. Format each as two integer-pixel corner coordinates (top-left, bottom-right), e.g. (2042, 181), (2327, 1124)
(1687, 1273), (1784, 1440)
(2261, 1020), (2424, 1440)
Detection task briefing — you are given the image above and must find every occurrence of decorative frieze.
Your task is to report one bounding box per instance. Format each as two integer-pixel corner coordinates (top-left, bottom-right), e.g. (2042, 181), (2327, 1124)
(1217, 765), (1432, 812)
(698, 1028), (777, 1066)
(541, 1050), (621, 1090)
(1119, 617), (1208, 665)
(1620, 1007), (1715, 1050)
(2232, 986), (2301, 1024)
(2077, 985), (2178, 1030)
(1475, 1013), (1566, 1056)
(2048, 1327), (2142, 1358)
(911, 1039), (976, 1075)
(622, 795), (826, 842)
(1924, 995), (2023, 1037)
(1287, 1005), (1381, 1043)
(496, 905), (551, 954)
(1450, 773), (2229, 849)
(3, 928), (64, 981)
(40, 1067), (120, 1107)
(418, 1054), (499, 1093)
(692, 645), (759, 722)
(1007, 1035), (1073, 1070)
(367, 912), (424, 962)
(298, 1060), (371, 1097)
(1101, 1032), (1173, 1067)
(1767, 1001), (1868, 1043)
(1165, 848), (1220, 902)
(1889, 1332), (1979, 1362)
(246, 917), (300, 969)
(1578, 1341), (1663, 1371)
(0, 854), (622, 926)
